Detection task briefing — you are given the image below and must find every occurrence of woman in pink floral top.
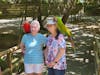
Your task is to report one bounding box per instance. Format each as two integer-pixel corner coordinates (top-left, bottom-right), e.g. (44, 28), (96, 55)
(44, 17), (67, 75)
(46, 34), (67, 70)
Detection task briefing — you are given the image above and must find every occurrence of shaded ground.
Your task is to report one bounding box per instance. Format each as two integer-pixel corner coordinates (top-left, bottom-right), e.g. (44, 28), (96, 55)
(65, 23), (99, 75)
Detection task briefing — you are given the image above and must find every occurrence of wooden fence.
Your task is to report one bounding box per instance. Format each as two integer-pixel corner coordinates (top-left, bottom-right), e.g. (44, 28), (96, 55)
(0, 46), (21, 75)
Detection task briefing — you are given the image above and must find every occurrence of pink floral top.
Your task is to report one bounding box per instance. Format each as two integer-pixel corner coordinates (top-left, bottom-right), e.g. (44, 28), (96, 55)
(46, 34), (67, 70)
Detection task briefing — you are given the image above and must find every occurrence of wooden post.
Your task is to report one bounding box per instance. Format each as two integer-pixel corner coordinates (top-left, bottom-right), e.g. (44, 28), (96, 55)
(6, 52), (12, 74)
(0, 67), (2, 75)
(99, 65), (100, 75)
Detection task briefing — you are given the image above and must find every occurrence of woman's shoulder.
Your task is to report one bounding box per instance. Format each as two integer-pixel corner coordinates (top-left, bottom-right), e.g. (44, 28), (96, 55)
(58, 34), (64, 38)
(58, 34), (66, 44)
(47, 35), (52, 39)
(38, 33), (47, 38)
(38, 33), (43, 36)
(22, 33), (30, 37)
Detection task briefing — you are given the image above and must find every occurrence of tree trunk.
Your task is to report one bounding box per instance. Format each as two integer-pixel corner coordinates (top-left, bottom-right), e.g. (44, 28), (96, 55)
(62, 10), (70, 24)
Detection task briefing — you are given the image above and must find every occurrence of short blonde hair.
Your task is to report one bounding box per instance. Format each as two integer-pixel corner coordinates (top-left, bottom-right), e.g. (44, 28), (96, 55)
(30, 20), (40, 29)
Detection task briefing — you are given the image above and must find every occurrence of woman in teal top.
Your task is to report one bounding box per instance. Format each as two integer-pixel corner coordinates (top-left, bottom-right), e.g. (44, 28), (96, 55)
(20, 20), (47, 75)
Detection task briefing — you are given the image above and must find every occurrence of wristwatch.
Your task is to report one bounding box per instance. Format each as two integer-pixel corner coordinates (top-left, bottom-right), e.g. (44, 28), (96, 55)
(54, 61), (58, 63)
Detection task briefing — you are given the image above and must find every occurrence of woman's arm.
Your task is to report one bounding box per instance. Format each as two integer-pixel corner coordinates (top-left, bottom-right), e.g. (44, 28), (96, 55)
(20, 42), (25, 54)
(48, 48), (65, 68)
(54, 48), (65, 63)
(44, 47), (48, 61)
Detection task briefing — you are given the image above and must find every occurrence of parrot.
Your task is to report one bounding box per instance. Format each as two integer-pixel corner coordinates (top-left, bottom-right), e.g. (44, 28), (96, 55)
(22, 21), (31, 33)
(56, 17), (72, 37)
(56, 17), (76, 56)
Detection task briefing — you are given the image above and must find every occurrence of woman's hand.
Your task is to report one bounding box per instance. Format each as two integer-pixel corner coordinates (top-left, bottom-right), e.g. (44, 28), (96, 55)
(22, 50), (25, 55)
(47, 62), (56, 68)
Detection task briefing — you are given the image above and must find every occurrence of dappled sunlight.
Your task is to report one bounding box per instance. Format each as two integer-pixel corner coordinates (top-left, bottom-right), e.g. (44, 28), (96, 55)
(0, 19), (17, 23)
(2, 30), (14, 34)
(65, 22), (99, 75)
(66, 71), (76, 75)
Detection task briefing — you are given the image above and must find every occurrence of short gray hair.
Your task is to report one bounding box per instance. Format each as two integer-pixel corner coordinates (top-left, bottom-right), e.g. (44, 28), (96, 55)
(30, 20), (40, 29)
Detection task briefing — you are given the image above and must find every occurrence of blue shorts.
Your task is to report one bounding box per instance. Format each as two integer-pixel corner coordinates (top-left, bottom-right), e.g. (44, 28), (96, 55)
(48, 68), (65, 75)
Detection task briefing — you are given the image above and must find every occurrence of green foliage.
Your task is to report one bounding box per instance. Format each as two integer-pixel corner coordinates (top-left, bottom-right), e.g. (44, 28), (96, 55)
(85, 4), (100, 16)
(70, 3), (83, 15)
(0, 58), (8, 71)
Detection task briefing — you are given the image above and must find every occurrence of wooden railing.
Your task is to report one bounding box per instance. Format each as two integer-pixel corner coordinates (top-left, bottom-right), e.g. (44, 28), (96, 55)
(0, 46), (19, 57)
(0, 46), (47, 75)
(0, 46), (22, 75)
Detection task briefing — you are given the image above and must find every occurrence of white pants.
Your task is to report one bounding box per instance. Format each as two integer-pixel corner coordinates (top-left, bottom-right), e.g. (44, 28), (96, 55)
(24, 64), (44, 74)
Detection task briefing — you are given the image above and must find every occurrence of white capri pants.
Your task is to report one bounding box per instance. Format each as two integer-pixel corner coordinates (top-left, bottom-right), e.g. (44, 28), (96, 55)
(24, 64), (44, 74)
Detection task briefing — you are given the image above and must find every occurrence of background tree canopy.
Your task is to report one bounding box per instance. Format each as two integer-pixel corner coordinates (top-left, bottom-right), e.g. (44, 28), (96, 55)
(0, 0), (99, 24)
